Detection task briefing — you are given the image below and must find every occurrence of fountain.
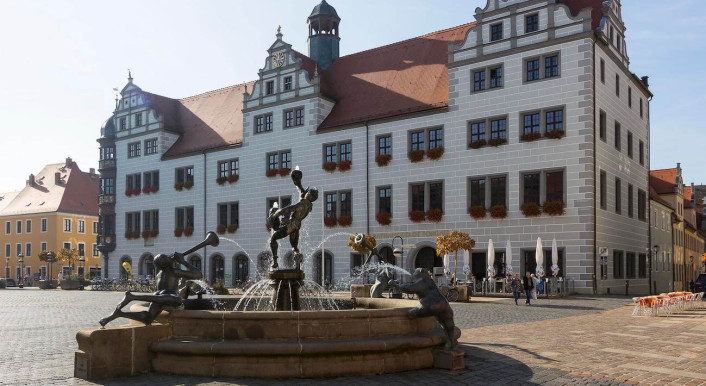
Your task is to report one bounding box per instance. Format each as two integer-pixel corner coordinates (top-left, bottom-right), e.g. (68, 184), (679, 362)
(74, 167), (463, 381)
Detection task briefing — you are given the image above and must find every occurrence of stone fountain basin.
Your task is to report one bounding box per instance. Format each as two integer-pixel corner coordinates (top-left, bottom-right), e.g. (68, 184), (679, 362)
(75, 298), (460, 380)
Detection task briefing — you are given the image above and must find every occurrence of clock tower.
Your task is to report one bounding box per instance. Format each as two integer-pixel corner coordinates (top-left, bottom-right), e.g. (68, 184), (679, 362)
(307, 0), (340, 70)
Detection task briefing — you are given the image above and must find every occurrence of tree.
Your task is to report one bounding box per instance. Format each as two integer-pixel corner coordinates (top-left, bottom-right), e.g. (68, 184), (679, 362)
(56, 248), (79, 278)
(347, 234), (376, 256)
(436, 230), (475, 282)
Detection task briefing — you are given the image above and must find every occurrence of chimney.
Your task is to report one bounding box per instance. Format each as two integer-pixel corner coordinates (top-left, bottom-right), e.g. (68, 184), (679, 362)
(28, 174), (35, 186)
(65, 157), (73, 168)
(55, 172), (61, 185)
(89, 168), (95, 175)
(641, 76), (650, 88)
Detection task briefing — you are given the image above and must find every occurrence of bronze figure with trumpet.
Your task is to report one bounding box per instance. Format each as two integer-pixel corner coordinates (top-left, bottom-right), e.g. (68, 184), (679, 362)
(99, 232), (219, 327)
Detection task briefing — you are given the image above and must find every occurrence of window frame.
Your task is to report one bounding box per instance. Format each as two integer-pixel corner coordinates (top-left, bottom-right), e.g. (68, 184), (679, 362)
(376, 134), (392, 157)
(265, 80), (275, 95)
(63, 218), (71, 233)
(377, 186), (392, 216)
(490, 22), (503, 41)
(471, 64), (504, 93)
(283, 76), (293, 91)
(525, 13), (539, 33)
(217, 202), (239, 227)
(524, 52), (561, 83)
(127, 141), (141, 158)
(25, 219), (31, 234)
(283, 106), (305, 129)
(408, 180), (444, 214)
(217, 159), (239, 178)
(639, 141), (645, 166)
(78, 219), (86, 234)
(267, 150), (292, 171)
(600, 170), (607, 210)
(614, 121), (621, 151)
(41, 218), (47, 233)
(254, 113), (274, 134)
(615, 177), (622, 215)
(627, 131), (633, 158)
(144, 138), (158, 155)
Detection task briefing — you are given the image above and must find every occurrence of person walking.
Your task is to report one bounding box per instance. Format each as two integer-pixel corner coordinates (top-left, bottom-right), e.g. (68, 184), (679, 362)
(511, 274), (522, 305)
(523, 271), (534, 305)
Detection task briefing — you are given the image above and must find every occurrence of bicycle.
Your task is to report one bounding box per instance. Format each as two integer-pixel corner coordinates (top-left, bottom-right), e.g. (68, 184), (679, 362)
(439, 285), (460, 302)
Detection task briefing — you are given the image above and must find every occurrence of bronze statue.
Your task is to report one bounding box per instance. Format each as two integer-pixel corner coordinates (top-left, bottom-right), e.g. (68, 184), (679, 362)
(99, 232), (218, 327)
(267, 168), (318, 269)
(389, 268), (457, 349)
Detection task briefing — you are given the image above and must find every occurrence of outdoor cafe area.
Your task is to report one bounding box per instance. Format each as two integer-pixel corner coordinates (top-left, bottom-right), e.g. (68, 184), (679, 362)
(631, 291), (704, 317)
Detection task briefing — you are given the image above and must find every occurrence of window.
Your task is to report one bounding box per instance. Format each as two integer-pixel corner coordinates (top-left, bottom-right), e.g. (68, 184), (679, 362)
(469, 121), (486, 144)
(143, 210), (159, 232)
(218, 159), (239, 178)
(525, 14), (539, 33)
(41, 242), (47, 252)
(78, 220), (85, 234)
(26, 220), (31, 233)
(145, 138), (158, 155)
(628, 87), (632, 108)
(491, 23), (503, 41)
(255, 114), (273, 133)
(339, 142), (352, 161)
(120, 117), (126, 130)
(637, 189), (646, 221)
(628, 184), (634, 218)
(410, 131), (424, 151)
(100, 146), (115, 160)
(545, 110), (564, 133)
(411, 184), (425, 212)
(126, 173), (141, 192)
(600, 59), (605, 84)
(324, 144), (337, 163)
(613, 250), (624, 279)
(626, 252), (636, 279)
(546, 171), (564, 202)
(143, 170), (159, 190)
(614, 121), (621, 151)
(489, 67), (502, 88)
(526, 59), (540, 81)
(92, 244), (98, 257)
(25, 243), (31, 257)
(5, 244), (9, 257)
(639, 141), (644, 166)
(523, 173), (540, 205)
(101, 178), (115, 195)
(640, 99), (643, 118)
(284, 76), (293, 91)
(63, 242), (71, 250)
(325, 192), (337, 219)
(128, 142), (141, 158)
(284, 107), (304, 128)
(324, 191), (352, 220)
(627, 132), (633, 158)
(125, 212), (141, 234)
(429, 182), (443, 210)
(490, 118), (506, 140)
(63, 219), (71, 232)
(16, 243), (21, 256)
(281, 151), (291, 169)
(409, 181), (443, 213)
(615, 74), (620, 97)
(638, 254), (647, 278)
(340, 191), (351, 218)
(429, 128), (443, 149)
(522, 113), (540, 136)
(490, 176), (507, 207)
(599, 110), (607, 141)
(267, 150), (291, 171)
(600, 170), (607, 210)
(266, 196), (292, 217)
(135, 113), (142, 127)
(469, 178), (486, 208)
(377, 135), (391, 156)
(93, 221), (98, 234)
(175, 207), (194, 229)
(175, 166), (194, 184)
(266, 81), (274, 95)
(544, 55), (559, 78)
(41, 218), (47, 232)
(473, 70), (486, 91)
(615, 178), (621, 214)
(378, 186), (392, 215)
(15, 220), (21, 234)
(218, 202), (239, 227)
(5, 221), (10, 234)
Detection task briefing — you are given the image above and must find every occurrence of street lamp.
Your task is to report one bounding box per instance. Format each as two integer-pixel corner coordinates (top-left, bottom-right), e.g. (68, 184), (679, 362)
(4, 256), (8, 279)
(79, 256), (85, 280)
(46, 252), (55, 289)
(17, 253), (24, 288)
(392, 236), (404, 263)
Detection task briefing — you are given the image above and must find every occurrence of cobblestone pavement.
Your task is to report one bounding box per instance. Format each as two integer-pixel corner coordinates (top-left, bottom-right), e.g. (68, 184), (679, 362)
(0, 288), (704, 385)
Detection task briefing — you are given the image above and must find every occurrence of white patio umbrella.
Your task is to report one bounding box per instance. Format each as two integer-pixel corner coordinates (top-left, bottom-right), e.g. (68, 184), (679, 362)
(487, 239), (496, 278)
(443, 253), (450, 274)
(505, 240), (514, 275)
(462, 249), (470, 279)
(535, 237), (544, 278)
(551, 238), (560, 277)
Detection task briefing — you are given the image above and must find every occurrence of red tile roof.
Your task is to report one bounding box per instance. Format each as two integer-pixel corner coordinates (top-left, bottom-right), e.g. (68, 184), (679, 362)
(59, 163), (100, 217)
(557, 0), (605, 30)
(317, 23), (474, 130)
(684, 186), (693, 203)
(650, 169), (678, 195)
(649, 184), (673, 210)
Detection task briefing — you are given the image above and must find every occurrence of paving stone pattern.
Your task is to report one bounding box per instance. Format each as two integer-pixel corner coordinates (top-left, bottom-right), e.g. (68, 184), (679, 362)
(0, 289), (704, 385)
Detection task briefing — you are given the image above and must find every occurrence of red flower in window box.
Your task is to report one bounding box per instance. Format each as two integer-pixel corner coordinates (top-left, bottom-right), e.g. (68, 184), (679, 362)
(150, 229), (159, 238)
(125, 231), (133, 239)
(521, 202), (541, 217)
(132, 231), (140, 239)
(469, 139), (487, 149)
(133, 189), (142, 196)
(489, 205), (508, 219)
(227, 224), (238, 233)
(125, 189), (133, 197)
(183, 227), (194, 237)
(426, 208), (443, 222)
(216, 176), (227, 185)
(227, 174), (239, 184)
(375, 154), (391, 167)
(426, 146), (445, 160)
(337, 216), (352, 227)
(544, 130), (565, 139)
(278, 167), (291, 176)
(184, 180), (194, 190)
(174, 227), (183, 237)
(521, 132), (542, 142)
(376, 212), (392, 226)
(142, 187), (151, 194)
(409, 210), (426, 223)
(322, 162), (337, 172)
(216, 224), (226, 234)
(469, 206), (486, 220)
(266, 169), (278, 178)
(337, 159), (351, 171)
(174, 182), (184, 191)
(408, 150), (425, 163)
(141, 230), (151, 239)
(543, 200), (566, 216)
(488, 138), (508, 147)
(323, 217), (337, 228)
(150, 186), (159, 193)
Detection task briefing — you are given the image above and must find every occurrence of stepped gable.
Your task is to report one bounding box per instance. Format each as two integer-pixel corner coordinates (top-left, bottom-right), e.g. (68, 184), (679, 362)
(650, 168), (678, 195)
(557, 0), (606, 30)
(317, 23), (474, 130)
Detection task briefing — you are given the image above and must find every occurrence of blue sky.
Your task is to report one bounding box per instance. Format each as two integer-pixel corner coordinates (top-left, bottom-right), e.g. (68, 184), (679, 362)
(0, 0), (703, 192)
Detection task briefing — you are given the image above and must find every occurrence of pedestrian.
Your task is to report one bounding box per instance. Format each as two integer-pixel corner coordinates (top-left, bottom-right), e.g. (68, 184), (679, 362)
(531, 274), (539, 300)
(523, 271), (534, 305)
(505, 274), (512, 293)
(511, 273), (522, 305)
(689, 280), (695, 293)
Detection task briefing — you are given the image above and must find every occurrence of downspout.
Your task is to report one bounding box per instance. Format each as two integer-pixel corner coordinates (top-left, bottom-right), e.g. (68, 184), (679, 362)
(203, 149), (208, 279)
(647, 95), (653, 294)
(365, 120), (370, 235)
(592, 33), (598, 295)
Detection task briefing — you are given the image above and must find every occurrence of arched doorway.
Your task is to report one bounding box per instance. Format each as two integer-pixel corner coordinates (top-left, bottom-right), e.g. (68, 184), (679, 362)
(139, 254), (154, 278)
(211, 254), (225, 283)
(414, 247), (442, 272)
(119, 256), (132, 279)
(233, 254), (249, 286)
(313, 251), (333, 286)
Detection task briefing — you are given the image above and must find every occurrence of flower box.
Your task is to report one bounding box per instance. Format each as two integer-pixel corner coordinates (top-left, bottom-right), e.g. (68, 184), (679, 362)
(408, 150), (425, 163)
(227, 224), (238, 233)
(227, 174), (239, 184)
(469, 139), (487, 149)
(150, 229), (159, 238)
(375, 154), (391, 167)
(174, 182), (184, 191)
(174, 228), (184, 237)
(323, 217), (337, 228)
(322, 162), (337, 172)
(184, 180), (194, 189)
(427, 146), (444, 160)
(183, 227), (194, 237)
(409, 210), (425, 223)
(150, 186), (159, 193)
(521, 202), (541, 217)
(278, 167), (291, 176)
(337, 159), (352, 171)
(216, 176), (227, 185)
(337, 216), (352, 227)
(544, 130), (565, 139)
(376, 212), (391, 226)
(141, 230), (151, 239)
(488, 138), (508, 147)
(469, 206), (486, 220)
(521, 132), (542, 142)
(543, 200), (566, 216)
(125, 231), (133, 239)
(216, 224), (226, 234)
(125, 189), (133, 197)
(142, 187), (151, 194)
(266, 169), (278, 178)
(489, 205), (508, 219)
(426, 208), (443, 222)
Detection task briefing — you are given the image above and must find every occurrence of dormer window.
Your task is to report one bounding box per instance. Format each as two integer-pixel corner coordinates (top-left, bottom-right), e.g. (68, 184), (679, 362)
(266, 81), (275, 95)
(284, 76), (293, 91)
(525, 14), (539, 33)
(491, 23), (503, 41)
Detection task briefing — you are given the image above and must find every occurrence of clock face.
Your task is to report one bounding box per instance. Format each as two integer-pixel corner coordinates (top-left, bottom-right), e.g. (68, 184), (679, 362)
(271, 52), (285, 68)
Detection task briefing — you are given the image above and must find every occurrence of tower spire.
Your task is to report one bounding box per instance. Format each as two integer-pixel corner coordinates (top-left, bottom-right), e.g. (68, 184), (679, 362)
(128, 69), (133, 83)
(276, 25), (283, 40)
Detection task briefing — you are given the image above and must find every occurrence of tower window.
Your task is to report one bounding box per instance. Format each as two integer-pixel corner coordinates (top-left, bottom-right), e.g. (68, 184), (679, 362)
(491, 23), (503, 41)
(266, 81), (274, 95)
(525, 14), (539, 33)
(284, 76), (293, 91)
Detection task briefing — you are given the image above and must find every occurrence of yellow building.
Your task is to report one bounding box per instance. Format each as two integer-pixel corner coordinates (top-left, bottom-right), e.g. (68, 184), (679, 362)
(0, 158), (100, 283)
